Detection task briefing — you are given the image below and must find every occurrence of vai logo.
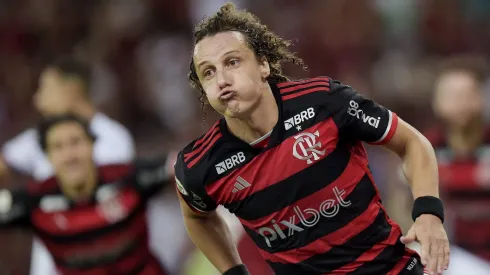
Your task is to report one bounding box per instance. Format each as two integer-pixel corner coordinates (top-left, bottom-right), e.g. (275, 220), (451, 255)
(284, 107), (315, 130)
(346, 100), (380, 128)
(292, 131), (326, 164)
(215, 152), (246, 174)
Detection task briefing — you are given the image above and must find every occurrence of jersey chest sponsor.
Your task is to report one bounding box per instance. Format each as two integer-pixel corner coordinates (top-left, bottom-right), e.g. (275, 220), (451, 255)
(33, 188), (140, 233)
(257, 187), (351, 248)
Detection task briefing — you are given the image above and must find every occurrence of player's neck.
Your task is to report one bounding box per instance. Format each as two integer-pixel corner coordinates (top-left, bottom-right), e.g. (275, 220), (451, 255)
(72, 101), (97, 121)
(447, 118), (484, 156)
(225, 84), (278, 144)
(61, 167), (98, 202)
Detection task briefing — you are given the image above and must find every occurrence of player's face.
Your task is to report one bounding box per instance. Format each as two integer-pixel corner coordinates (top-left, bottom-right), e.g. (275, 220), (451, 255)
(193, 31), (270, 118)
(46, 122), (95, 188)
(433, 72), (483, 128)
(34, 68), (74, 116)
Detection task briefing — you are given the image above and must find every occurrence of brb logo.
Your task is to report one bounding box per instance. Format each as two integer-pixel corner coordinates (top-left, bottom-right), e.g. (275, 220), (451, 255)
(346, 100), (380, 128)
(257, 187), (351, 248)
(215, 152), (246, 175)
(284, 107), (315, 130)
(293, 131), (326, 164)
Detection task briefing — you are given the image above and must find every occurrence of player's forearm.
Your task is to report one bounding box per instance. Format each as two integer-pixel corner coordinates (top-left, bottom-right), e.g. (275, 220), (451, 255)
(401, 134), (439, 199)
(183, 212), (243, 273)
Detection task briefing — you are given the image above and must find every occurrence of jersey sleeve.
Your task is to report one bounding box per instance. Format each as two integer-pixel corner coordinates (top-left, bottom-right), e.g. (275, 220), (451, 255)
(327, 80), (399, 144)
(132, 154), (175, 200)
(1, 129), (38, 174)
(174, 152), (217, 213)
(0, 188), (31, 228)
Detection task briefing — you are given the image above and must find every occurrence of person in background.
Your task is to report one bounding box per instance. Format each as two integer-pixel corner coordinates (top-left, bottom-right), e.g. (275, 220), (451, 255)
(0, 56), (135, 275)
(424, 55), (490, 274)
(0, 114), (175, 274)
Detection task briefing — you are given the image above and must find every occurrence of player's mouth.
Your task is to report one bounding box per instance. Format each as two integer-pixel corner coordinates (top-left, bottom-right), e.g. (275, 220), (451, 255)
(219, 90), (236, 101)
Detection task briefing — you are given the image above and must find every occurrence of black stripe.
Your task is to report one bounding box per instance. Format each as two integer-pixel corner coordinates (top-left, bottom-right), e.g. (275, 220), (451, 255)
(280, 84), (330, 97)
(243, 175), (376, 253)
(346, 238), (405, 275)
(266, 209), (399, 274)
(398, 257), (425, 275)
(278, 78), (330, 89)
(53, 237), (142, 269)
(34, 205), (145, 243)
(224, 146), (352, 220)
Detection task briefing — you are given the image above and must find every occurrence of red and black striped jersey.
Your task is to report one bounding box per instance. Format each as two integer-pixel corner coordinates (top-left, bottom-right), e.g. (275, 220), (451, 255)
(0, 158), (173, 275)
(175, 77), (422, 274)
(425, 127), (490, 261)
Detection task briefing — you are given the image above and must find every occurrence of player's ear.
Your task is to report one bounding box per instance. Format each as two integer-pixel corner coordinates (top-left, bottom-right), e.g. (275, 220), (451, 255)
(259, 56), (270, 80)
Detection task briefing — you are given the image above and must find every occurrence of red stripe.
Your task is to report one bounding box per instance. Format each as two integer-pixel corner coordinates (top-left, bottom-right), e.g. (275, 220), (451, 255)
(32, 188), (141, 236)
(205, 119), (339, 204)
(258, 197), (381, 264)
(184, 126), (220, 162)
(370, 112), (399, 145)
(280, 81), (330, 94)
(277, 77), (330, 88)
(239, 155), (365, 230)
(43, 210), (147, 257)
(282, 86), (330, 101)
(193, 121), (220, 148)
(332, 224), (400, 274)
(187, 133), (223, 168)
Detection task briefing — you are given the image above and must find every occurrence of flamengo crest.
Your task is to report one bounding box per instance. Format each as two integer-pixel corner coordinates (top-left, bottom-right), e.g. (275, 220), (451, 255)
(292, 130), (325, 164)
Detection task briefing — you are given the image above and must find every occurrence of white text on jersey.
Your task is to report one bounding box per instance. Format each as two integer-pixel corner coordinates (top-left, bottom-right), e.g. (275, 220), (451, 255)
(215, 152), (246, 175)
(284, 108), (315, 130)
(257, 187), (351, 248)
(347, 100), (380, 128)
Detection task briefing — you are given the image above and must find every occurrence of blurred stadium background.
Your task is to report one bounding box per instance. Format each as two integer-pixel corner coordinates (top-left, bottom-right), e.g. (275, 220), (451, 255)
(0, 0), (489, 274)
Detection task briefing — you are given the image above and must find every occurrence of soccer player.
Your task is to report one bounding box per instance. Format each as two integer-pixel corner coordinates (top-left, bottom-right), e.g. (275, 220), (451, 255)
(424, 55), (490, 274)
(0, 114), (174, 275)
(175, 3), (449, 275)
(0, 56), (135, 275)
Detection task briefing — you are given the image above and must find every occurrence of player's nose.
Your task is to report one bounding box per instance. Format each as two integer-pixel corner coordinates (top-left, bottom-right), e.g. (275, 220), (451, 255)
(216, 69), (231, 90)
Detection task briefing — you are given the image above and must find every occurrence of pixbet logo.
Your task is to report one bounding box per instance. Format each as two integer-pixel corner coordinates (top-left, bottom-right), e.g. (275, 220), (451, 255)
(293, 131), (326, 164)
(215, 152), (246, 174)
(257, 187), (351, 248)
(284, 107), (315, 130)
(346, 100), (380, 128)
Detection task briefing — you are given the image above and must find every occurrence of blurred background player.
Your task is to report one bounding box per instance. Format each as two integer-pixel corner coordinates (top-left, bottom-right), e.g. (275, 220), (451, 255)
(0, 114), (175, 275)
(0, 56), (136, 275)
(424, 55), (490, 274)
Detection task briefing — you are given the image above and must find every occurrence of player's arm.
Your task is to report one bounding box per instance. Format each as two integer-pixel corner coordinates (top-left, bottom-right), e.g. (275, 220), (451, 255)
(0, 188), (31, 228)
(0, 157), (9, 182)
(131, 152), (178, 199)
(1, 129), (39, 181)
(175, 156), (248, 275)
(177, 195), (247, 274)
(327, 80), (440, 204)
(328, 79), (448, 273)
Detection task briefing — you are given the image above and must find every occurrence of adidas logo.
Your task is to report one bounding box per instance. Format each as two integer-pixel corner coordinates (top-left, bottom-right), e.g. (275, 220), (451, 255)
(232, 176), (251, 193)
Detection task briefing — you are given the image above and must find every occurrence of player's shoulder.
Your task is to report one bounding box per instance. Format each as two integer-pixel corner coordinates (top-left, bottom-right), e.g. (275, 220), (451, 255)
(174, 120), (228, 187)
(91, 113), (133, 142)
(26, 176), (59, 196)
(275, 76), (351, 105)
(98, 163), (134, 182)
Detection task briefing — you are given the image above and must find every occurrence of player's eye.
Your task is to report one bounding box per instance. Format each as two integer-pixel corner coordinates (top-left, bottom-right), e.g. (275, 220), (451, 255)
(203, 69), (214, 79)
(228, 59), (240, 67)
